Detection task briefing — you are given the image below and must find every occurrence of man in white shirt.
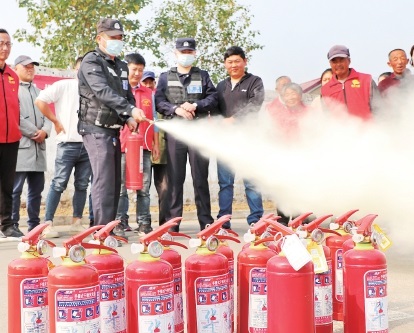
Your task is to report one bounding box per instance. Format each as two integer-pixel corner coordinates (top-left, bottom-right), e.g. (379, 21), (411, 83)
(35, 57), (92, 237)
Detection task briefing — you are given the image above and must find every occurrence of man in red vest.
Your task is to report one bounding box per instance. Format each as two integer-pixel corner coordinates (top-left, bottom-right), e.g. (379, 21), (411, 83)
(321, 45), (380, 120)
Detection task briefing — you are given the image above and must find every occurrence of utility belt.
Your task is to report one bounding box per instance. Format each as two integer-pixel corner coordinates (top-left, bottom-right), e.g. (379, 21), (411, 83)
(79, 95), (123, 129)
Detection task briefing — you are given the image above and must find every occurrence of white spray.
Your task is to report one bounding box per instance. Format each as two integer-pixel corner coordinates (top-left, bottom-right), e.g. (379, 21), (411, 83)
(155, 90), (414, 252)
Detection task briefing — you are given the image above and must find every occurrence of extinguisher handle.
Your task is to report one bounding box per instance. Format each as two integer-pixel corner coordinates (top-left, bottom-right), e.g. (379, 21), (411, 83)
(63, 225), (104, 249)
(140, 218), (182, 246)
(356, 214), (378, 236)
(168, 231), (192, 239)
(263, 219), (295, 235)
(334, 209), (359, 225)
(92, 220), (121, 240)
(196, 214), (232, 240)
(249, 214), (280, 235)
(288, 212), (314, 228)
(319, 227), (342, 237)
(160, 239), (188, 249)
(303, 214), (333, 232)
(216, 234), (241, 243)
(21, 223), (50, 245)
(81, 241), (118, 253)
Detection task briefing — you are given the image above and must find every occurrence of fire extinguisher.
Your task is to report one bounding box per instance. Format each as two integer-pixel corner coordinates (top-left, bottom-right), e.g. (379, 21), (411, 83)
(125, 131), (144, 190)
(325, 209), (359, 321)
(302, 215), (335, 333)
(287, 211), (314, 231)
(343, 214), (388, 333)
(216, 224), (240, 333)
(186, 214), (239, 333)
(49, 225), (114, 332)
(238, 215), (286, 333)
(84, 220), (128, 332)
(160, 217), (191, 333)
(8, 224), (55, 333)
(125, 219), (180, 333)
(264, 221), (315, 333)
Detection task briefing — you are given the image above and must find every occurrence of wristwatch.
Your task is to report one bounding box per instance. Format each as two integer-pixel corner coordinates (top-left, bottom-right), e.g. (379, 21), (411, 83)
(192, 102), (197, 109)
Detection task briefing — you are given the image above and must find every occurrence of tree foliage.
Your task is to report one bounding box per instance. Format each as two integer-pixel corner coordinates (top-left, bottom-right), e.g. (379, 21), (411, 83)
(15, 0), (262, 82)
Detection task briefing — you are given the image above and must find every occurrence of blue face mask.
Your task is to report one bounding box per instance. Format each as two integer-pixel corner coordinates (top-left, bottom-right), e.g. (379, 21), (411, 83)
(105, 39), (124, 56)
(177, 54), (195, 67)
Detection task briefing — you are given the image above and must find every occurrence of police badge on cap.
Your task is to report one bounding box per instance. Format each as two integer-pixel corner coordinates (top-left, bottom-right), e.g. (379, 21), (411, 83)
(176, 38), (196, 51)
(97, 18), (124, 36)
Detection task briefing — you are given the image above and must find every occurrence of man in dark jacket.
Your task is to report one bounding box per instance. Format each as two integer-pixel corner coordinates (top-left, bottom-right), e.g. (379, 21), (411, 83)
(216, 46), (265, 229)
(155, 37), (217, 231)
(77, 18), (145, 227)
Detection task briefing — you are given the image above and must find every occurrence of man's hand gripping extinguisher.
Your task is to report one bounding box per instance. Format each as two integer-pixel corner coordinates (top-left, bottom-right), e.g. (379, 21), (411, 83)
(85, 220), (128, 333)
(126, 219), (183, 333)
(343, 214), (388, 333)
(49, 225), (116, 332)
(8, 224), (56, 333)
(185, 214), (240, 333)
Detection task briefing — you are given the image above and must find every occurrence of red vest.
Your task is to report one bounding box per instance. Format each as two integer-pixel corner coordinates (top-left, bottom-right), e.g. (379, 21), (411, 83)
(321, 69), (373, 120)
(0, 65), (22, 143)
(120, 85), (154, 152)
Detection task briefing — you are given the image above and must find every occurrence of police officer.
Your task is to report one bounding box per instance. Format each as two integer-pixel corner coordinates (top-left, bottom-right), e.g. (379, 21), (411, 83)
(155, 37), (218, 231)
(78, 18), (145, 227)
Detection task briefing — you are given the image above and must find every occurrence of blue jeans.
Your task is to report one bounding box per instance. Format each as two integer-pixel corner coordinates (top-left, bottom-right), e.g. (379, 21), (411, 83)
(217, 161), (263, 226)
(45, 142), (92, 221)
(116, 150), (152, 225)
(12, 171), (45, 230)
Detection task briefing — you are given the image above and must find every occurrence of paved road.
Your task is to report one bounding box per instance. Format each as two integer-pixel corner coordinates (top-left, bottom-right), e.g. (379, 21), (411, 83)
(1, 217), (413, 331)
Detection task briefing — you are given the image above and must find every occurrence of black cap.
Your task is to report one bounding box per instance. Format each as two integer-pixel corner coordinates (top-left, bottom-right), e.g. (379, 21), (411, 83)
(14, 55), (39, 67)
(176, 38), (196, 51)
(97, 18), (124, 36)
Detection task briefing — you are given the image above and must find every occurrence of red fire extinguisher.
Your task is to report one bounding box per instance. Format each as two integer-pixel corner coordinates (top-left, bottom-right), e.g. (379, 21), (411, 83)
(48, 225), (114, 332)
(237, 217), (279, 333)
(302, 215), (335, 333)
(242, 213), (280, 251)
(264, 221), (315, 333)
(125, 219), (180, 333)
(125, 131), (144, 190)
(343, 214), (388, 333)
(288, 211), (314, 232)
(84, 220), (128, 332)
(325, 209), (359, 321)
(160, 217), (191, 333)
(8, 224), (55, 333)
(216, 225), (240, 333)
(186, 214), (239, 333)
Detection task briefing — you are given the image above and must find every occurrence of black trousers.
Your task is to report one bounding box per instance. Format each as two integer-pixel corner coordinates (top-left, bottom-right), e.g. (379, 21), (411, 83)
(153, 163), (168, 225)
(0, 141), (19, 230)
(83, 133), (121, 226)
(165, 134), (213, 230)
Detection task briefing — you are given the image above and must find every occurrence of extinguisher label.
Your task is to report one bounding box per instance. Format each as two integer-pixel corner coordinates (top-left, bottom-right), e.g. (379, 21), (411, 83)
(335, 249), (344, 301)
(228, 259), (235, 327)
(248, 267), (267, 332)
(173, 267), (185, 332)
(314, 260), (333, 325)
(195, 273), (231, 333)
(100, 272), (126, 333)
(20, 277), (49, 333)
(137, 281), (175, 333)
(364, 269), (388, 333)
(54, 285), (100, 331)
(139, 146), (144, 173)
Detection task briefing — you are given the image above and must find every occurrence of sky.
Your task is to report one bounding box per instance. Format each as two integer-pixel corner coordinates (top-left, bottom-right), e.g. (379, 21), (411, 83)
(4, 0), (414, 90)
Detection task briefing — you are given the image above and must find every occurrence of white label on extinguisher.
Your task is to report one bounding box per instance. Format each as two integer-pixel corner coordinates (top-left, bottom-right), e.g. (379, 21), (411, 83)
(20, 277), (49, 333)
(228, 258), (235, 328)
(173, 267), (185, 332)
(139, 146), (144, 173)
(99, 272), (126, 333)
(55, 285), (100, 331)
(364, 269), (388, 333)
(248, 267), (268, 332)
(137, 281), (175, 333)
(315, 260), (333, 325)
(195, 273), (231, 333)
(335, 249), (344, 301)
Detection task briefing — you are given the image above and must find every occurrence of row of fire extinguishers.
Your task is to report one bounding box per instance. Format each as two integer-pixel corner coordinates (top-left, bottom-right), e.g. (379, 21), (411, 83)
(7, 209), (391, 333)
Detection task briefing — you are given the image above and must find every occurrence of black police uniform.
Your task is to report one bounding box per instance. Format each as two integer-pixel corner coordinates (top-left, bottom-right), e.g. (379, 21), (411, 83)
(78, 47), (135, 226)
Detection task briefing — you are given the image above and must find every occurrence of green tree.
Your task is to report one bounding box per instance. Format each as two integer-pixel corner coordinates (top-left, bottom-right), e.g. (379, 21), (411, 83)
(142, 0), (262, 83)
(15, 0), (262, 80)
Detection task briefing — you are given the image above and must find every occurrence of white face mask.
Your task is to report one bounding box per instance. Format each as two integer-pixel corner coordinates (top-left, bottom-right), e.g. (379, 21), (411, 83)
(104, 39), (124, 56)
(177, 54), (195, 67)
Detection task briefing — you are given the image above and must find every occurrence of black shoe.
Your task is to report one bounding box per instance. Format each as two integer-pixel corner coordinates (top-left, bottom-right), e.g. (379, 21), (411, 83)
(113, 224), (126, 237)
(120, 220), (132, 232)
(134, 223), (153, 235)
(2, 225), (24, 238)
(89, 219), (95, 227)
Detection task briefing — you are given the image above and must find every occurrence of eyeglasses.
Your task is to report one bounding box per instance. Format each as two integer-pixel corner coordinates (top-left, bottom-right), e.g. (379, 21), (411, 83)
(0, 41), (13, 49)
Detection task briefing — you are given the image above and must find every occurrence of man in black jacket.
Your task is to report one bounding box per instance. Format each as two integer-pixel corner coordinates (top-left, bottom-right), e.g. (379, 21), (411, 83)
(77, 18), (145, 227)
(155, 37), (217, 231)
(216, 46), (265, 229)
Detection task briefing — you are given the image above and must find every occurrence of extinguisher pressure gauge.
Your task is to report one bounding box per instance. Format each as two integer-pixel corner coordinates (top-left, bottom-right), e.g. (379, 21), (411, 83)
(36, 240), (49, 255)
(69, 245), (86, 263)
(311, 229), (324, 244)
(104, 236), (119, 249)
(206, 236), (219, 252)
(148, 241), (164, 258)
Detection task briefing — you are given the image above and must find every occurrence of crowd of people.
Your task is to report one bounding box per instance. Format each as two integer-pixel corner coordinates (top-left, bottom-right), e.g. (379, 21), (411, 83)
(1, 17), (413, 239)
